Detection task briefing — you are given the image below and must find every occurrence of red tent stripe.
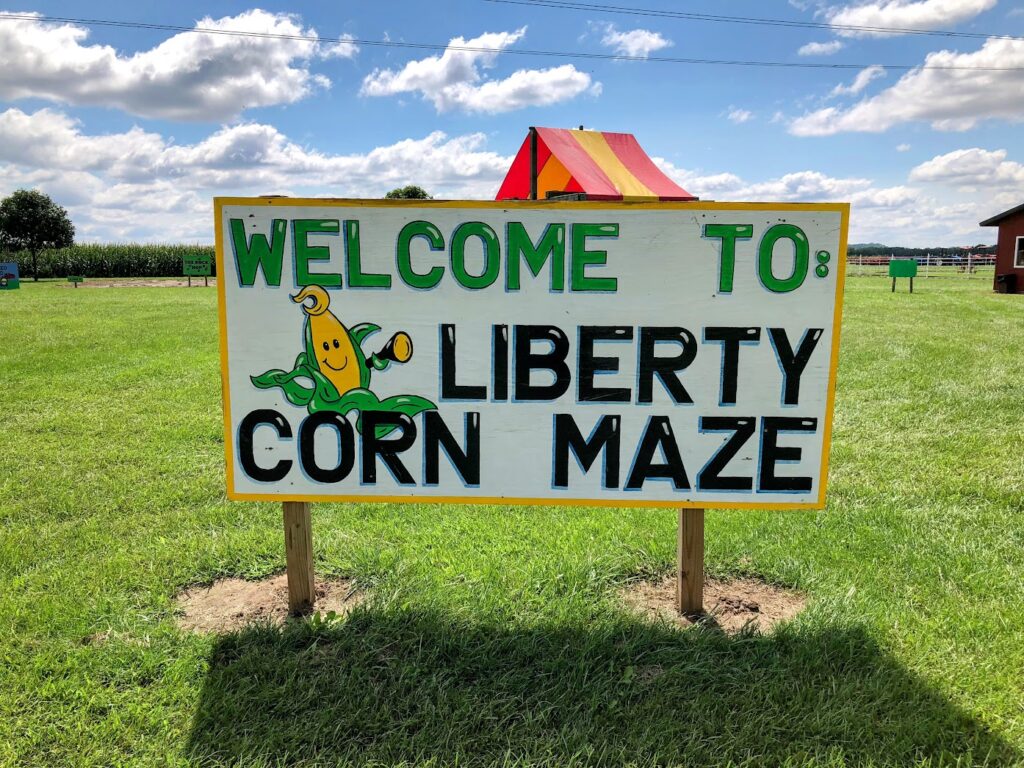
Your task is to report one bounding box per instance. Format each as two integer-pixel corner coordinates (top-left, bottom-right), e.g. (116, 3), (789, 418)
(536, 133), (552, 172)
(495, 134), (532, 200)
(536, 128), (620, 198)
(601, 132), (694, 200)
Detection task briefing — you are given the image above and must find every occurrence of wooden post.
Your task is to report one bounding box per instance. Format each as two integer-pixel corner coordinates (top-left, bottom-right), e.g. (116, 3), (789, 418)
(677, 508), (705, 615)
(529, 126), (538, 201)
(282, 501), (315, 614)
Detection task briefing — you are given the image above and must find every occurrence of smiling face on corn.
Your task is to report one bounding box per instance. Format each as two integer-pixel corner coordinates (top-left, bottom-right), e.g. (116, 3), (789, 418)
(292, 285), (364, 395)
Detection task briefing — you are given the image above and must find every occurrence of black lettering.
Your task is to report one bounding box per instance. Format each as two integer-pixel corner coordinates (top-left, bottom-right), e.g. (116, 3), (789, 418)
(703, 327), (761, 405)
(238, 409), (292, 482)
(299, 411), (355, 483)
(553, 414), (620, 488)
(424, 411), (481, 486)
(625, 416), (690, 490)
(637, 327), (697, 404)
(697, 416), (755, 491)
(361, 412), (417, 485)
(514, 325), (571, 401)
(441, 324), (486, 400)
(578, 326), (632, 403)
(492, 324), (509, 401)
(759, 416), (817, 492)
(769, 328), (823, 406)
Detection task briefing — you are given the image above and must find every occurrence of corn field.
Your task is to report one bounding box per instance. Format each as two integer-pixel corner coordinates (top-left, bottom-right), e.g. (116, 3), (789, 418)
(2, 244), (216, 278)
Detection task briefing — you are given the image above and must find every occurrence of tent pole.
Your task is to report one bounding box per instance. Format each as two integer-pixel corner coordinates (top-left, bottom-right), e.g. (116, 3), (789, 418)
(529, 126), (538, 201)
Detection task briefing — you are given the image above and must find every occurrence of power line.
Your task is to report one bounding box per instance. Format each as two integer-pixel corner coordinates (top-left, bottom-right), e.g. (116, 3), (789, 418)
(1, 12), (1022, 71)
(480, 0), (1024, 42)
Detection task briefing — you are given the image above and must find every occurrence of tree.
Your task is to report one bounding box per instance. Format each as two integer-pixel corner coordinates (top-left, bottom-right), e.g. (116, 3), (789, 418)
(384, 185), (432, 200)
(0, 189), (75, 280)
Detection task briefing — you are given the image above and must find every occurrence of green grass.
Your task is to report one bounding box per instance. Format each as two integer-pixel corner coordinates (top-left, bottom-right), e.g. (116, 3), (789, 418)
(1, 278), (1022, 767)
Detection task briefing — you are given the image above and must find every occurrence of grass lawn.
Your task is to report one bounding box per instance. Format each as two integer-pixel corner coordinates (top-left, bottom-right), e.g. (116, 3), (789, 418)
(1, 277), (1022, 767)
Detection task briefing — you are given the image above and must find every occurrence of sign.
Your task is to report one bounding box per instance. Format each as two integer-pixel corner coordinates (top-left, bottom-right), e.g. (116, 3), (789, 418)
(183, 255), (212, 277)
(888, 259), (917, 278)
(215, 198), (848, 509)
(67, 276), (84, 287)
(0, 262), (19, 290)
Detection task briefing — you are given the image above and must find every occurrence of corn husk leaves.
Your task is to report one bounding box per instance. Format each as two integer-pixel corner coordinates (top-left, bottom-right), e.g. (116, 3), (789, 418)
(251, 352), (436, 438)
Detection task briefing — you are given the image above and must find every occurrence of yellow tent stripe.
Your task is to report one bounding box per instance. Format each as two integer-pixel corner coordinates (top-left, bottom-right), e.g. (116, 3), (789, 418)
(568, 130), (656, 198)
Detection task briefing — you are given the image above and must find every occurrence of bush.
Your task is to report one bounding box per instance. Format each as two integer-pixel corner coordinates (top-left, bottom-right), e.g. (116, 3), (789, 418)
(1, 244), (216, 278)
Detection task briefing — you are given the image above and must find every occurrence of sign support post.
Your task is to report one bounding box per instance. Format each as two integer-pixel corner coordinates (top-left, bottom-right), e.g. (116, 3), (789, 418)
(282, 501), (315, 614)
(677, 508), (704, 615)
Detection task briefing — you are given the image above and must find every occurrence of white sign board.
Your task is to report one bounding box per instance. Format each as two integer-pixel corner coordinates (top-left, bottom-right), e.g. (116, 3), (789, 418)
(216, 198), (848, 509)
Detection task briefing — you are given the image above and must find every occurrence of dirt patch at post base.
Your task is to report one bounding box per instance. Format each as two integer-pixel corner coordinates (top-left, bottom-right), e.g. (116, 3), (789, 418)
(621, 576), (805, 633)
(176, 574), (361, 633)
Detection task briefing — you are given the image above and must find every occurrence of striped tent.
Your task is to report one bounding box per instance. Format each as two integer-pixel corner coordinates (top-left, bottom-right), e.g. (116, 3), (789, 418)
(496, 127), (697, 202)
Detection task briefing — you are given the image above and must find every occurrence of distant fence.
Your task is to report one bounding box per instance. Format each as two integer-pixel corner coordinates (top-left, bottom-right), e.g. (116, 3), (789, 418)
(846, 253), (996, 280)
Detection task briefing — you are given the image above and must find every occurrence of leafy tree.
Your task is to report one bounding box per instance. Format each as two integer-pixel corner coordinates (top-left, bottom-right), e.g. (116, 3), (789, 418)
(384, 185), (432, 200)
(0, 189), (75, 280)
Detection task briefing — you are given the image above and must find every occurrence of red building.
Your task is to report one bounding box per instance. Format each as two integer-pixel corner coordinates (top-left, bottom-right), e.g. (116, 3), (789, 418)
(980, 203), (1024, 294)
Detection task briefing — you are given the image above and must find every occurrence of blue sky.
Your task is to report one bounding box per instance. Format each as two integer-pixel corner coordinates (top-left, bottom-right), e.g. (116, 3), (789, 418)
(0, 0), (1022, 245)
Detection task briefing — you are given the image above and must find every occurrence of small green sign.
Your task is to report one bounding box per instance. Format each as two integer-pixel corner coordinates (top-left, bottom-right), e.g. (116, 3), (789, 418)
(68, 276), (84, 283)
(888, 259), (918, 278)
(0, 262), (19, 290)
(183, 255), (212, 277)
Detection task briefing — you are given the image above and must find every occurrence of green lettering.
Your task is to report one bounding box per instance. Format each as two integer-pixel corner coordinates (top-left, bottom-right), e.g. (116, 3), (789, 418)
(758, 224), (809, 293)
(345, 220), (390, 288)
(397, 221), (445, 289)
(571, 223), (619, 292)
(231, 218), (286, 287)
(294, 219), (342, 288)
(506, 222), (565, 291)
(704, 224), (753, 293)
(451, 222), (500, 290)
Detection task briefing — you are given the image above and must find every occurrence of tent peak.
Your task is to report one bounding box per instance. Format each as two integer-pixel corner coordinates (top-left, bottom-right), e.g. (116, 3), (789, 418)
(497, 127), (697, 202)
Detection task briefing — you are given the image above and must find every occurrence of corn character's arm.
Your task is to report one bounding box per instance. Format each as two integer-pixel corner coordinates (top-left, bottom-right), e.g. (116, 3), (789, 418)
(368, 332), (413, 371)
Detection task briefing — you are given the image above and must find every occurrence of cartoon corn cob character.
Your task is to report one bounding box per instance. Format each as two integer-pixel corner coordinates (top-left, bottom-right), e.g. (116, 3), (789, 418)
(291, 285), (413, 395)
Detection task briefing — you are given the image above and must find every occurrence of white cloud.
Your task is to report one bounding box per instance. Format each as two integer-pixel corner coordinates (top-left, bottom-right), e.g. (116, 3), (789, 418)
(798, 40), (846, 55)
(320, 33), (360, 59)
(790, 38), (1024, 135)
(361, 28), (597, 113)
(909, 147), (1024, 187)
(897, 142), (912, 151)
(0, 108), (514, 241)
(727, 108), (754, 124)
(599, 25), (673, 58)
(829, 64), (887, 96)
(0, 10), (349, 121)
(652, 156), (998, 245)
(827, 0), (998, 37)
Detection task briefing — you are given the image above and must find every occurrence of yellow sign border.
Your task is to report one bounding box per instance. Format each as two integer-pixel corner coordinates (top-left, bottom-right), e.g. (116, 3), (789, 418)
(215, 197), (849, 510)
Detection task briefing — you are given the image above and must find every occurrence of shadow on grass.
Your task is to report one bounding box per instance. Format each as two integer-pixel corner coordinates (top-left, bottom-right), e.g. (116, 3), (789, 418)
(187, 609), (1014, 767)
